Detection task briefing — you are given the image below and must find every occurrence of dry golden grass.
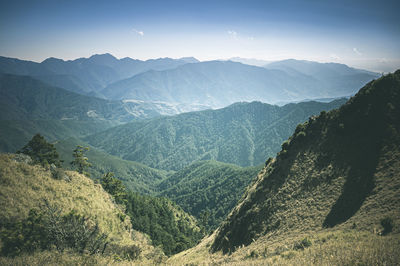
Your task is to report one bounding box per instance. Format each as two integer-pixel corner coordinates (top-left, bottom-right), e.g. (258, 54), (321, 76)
(0, 153), (163, 264)
(167, 229), (400, 265)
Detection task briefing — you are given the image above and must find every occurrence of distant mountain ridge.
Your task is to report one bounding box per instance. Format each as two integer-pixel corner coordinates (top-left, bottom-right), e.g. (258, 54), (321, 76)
(0, 54), (195, 95)
(102, 59), (378, 107)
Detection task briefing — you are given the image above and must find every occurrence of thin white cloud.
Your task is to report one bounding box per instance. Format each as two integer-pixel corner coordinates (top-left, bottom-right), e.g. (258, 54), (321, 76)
(353, 47), (362, 55)
(133, 28), (144, 36)
(227, 30), (238, 39)
(329, 53), (340, 60)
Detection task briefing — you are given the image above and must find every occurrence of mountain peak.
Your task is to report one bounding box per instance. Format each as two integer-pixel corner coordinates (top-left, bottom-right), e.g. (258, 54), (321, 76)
(88, 53), (118, 65)
(179, 57), (199, 63)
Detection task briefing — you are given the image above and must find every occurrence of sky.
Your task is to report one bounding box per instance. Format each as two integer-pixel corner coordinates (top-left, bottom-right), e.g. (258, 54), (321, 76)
(0, 0), (399, 72)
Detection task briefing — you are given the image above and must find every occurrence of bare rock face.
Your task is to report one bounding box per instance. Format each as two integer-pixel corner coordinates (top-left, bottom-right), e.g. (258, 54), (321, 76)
(12, 153), (33, 164)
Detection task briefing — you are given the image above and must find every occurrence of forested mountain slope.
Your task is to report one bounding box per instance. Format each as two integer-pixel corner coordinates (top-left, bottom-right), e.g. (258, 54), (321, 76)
(212, 70), (400, 253)
(0, 73), (135, 152)
(158, 161), (262, 230)
(86, 99), (346, 171)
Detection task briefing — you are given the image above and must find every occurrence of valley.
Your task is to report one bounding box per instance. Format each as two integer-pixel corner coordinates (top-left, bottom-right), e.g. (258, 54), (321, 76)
(0, 51), (398, 265)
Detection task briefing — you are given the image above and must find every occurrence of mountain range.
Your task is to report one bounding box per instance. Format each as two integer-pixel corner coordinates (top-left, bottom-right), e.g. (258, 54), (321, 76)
(0, 54), (197, 95)
(102, 60), (378, 107)
(0, 54), (378, 111)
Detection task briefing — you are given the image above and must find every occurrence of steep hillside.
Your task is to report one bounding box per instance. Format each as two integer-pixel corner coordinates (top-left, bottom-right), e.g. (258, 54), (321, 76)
(212, 70), (400, 253)
(86, 99), (346, 171)
(0, 154), (163, 264)
(125, 192), (203, 256)
(158, 161), (262, 230)
(102, 60), (377, 106)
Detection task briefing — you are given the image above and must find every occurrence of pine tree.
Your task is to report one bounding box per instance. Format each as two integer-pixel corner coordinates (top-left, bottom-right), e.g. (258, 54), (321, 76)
(101, 172), (127, 205)
(18, 134), (61, 167)
(70, 145), (91, 176)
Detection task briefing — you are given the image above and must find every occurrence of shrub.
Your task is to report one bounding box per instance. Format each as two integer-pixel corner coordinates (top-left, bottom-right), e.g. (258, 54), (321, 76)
(281, 140), (290, 150)
(0, 203), (108, 257)
(381, 217), (394, 235)
(49, 164), (69, 180)
(294, 237), (312, 250)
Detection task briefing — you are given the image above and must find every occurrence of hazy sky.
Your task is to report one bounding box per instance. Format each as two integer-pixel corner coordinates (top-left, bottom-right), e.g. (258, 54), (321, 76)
(1, 0), (399, 72)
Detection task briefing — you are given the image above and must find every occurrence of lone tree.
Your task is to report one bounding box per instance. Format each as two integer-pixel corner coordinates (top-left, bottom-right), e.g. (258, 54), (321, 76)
(101, 172), (127, 205)
(18, 134), (62, 167)
(70, 145), (91, 176)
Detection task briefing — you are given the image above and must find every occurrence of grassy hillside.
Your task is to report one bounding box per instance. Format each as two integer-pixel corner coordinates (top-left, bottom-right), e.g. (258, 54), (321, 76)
(86, 99), (346, 171)
(55, 137), (168, 194)
(158, 161), (262, 231)
(0, 153), (164, 264)
(211, 70), (400, 254)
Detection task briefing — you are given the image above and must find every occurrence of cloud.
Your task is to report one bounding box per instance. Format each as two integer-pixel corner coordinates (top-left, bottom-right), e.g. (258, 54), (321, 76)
(133, 28), (144, 36)
(329, 53), (340, 60)
(227, 30), (238, 39)
(353, 47), (362, 55)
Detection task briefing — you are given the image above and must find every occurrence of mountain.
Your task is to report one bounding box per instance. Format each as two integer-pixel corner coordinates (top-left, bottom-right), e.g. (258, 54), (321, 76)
(0, 73), (139, 152)
(0, 74), (205, 153)
(85, 99), (347, 171)
(0, 74), (134, 122)
(157, 160), (262, 230)
(265, 59), (378, 77)
(211, 70), (400, 254)
(0, 54), (193, 95)
(265, 59), (379, 98)
(102, 60), (378, 107)
(229, 57), (272, 66)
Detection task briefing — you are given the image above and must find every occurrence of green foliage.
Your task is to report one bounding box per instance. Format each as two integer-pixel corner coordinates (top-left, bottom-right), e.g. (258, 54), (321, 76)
(281, 140), (290, 150)
(17, 134), (61, 167)
(381, 217), (394, 235)
(212, 71), (400, 254)
(55, 137), (167, 194)
(101, 172), (127, 205)
(70, 145), (92, 176)
(125, 192), (203, 256)
(158, 161), (262, 231)
(0, 203), (108, 257)
(85, 100), (346, 171)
